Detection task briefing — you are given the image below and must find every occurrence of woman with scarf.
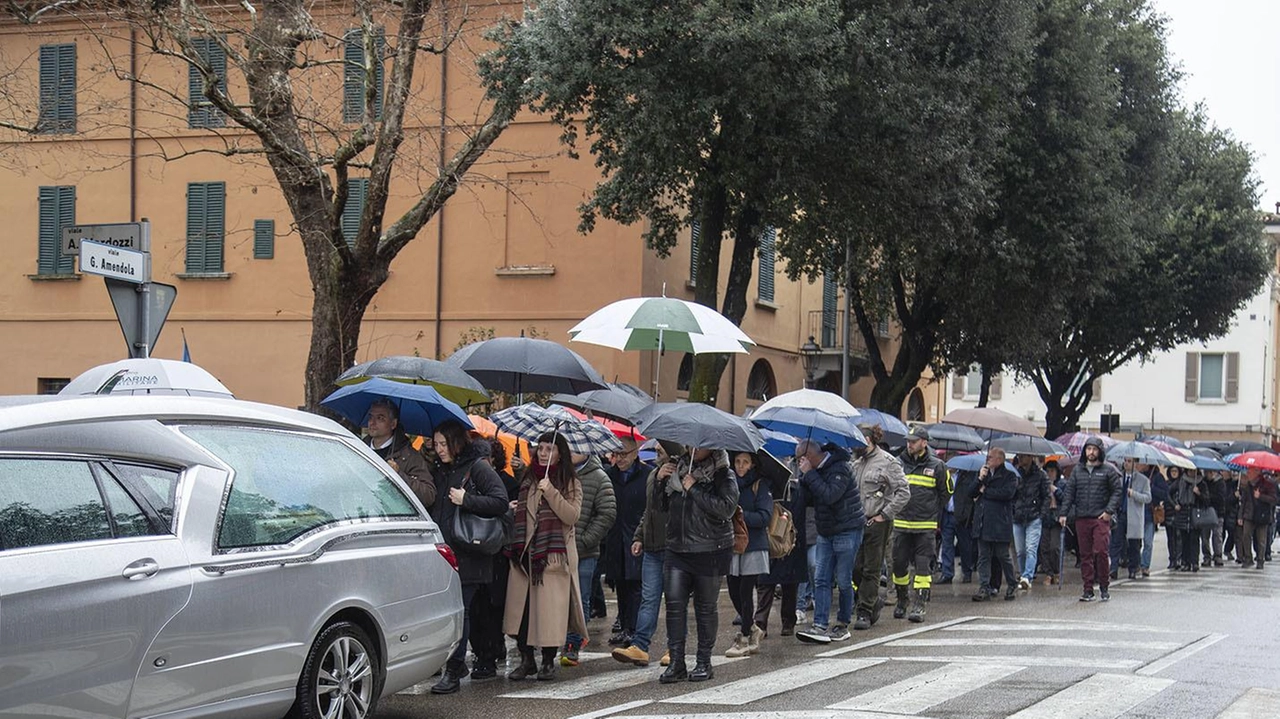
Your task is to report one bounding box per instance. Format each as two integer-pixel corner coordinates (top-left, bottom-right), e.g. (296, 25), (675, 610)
(504, 432), (585, 681)
(725, 452), (773, 657)
(660, 446), (739, 684)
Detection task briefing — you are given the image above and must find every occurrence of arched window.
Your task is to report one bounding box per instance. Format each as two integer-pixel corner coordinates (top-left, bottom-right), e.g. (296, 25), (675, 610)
(677, 354), (694, 392)
(746, 359), (777, 402)
(907, 388), (926, 422)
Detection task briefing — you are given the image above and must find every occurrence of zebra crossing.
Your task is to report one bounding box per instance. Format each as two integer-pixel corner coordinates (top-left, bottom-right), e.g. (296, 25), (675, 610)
(420, 615), (1273, 719)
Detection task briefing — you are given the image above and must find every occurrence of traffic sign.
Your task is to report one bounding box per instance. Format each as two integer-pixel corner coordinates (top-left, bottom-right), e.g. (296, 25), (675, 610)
(62, 222), (147, 255)
(105, 278), (176, 359)
(80, 240), (150, 284)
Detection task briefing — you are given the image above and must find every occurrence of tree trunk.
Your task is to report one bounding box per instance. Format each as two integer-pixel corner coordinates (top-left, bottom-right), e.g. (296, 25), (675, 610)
(977, 366), (993, 408)
(1034, 368), (1093, 439)
(687, 183), (728, 405)
(851, 271), (939, 418)
(689, 203), (760, 406)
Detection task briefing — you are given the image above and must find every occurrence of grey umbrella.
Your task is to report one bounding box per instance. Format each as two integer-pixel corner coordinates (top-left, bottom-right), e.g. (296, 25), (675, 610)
(447, 337), (608, 396)
(920, 423), (986, 453)
(635, 402), (765, 453)
(549, 382), (653, 424)
(335, 355), (490, 407)
(990, 435), (1067, 457)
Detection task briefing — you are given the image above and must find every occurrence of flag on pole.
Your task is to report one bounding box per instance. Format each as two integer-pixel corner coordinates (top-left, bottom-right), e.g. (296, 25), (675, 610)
(181, 328), (192, 363)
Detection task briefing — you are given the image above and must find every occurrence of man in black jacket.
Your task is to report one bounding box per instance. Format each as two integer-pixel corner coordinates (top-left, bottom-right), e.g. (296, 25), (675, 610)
(970, 448), (1020, 602)
(1059, 437), (1123, 602)
(795, 440), (865, 644)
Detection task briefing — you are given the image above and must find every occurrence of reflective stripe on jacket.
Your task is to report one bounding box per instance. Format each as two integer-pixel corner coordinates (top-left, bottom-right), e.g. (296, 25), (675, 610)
(894, 448), (951, 533)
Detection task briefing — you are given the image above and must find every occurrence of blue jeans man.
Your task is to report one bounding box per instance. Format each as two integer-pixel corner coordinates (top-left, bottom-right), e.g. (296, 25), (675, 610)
(1011, 520), (1043, 582)
(812, 528), (864, 632)
(564, 556), (596, 662)
(1141, 517), (1157, 570)
(796, 542), (817, 610)
(628, 550), (665, 654)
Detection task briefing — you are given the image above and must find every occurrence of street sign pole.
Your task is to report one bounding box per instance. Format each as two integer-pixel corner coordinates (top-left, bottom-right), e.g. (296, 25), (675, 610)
(136, 223), (152, 358)
(80, 222), (172, 359)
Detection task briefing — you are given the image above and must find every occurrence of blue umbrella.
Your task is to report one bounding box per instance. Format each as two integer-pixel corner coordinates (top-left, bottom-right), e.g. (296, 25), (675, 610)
(1189, 455), (1230, 472)
(852, 408), (908, 437)
(946, 452), (1017, 473)
(321, 377), (473, 437)
(749, 406), (867, 449)
(761, 428), (799, 458)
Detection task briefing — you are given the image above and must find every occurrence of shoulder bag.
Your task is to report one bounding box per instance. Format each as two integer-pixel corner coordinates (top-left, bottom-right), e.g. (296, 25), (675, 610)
(765, 479), (797, 559)
(450, 471), (509, 555)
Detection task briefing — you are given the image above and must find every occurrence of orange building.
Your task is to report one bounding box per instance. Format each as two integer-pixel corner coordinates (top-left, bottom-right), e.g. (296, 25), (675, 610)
(0, 4), (944, 420)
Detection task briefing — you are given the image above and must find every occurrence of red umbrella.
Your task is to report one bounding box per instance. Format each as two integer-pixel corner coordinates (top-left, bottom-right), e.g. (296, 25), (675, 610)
(563, 407), (647, 442)
(1229, 451), (1280, 472)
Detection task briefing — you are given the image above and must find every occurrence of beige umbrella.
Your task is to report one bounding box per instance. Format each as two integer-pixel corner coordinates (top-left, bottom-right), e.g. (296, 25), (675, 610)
(941, 407), (1039, 437)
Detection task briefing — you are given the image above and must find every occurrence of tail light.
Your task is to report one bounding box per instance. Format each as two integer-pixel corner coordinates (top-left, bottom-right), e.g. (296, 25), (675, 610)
(436, 543), (459, 572)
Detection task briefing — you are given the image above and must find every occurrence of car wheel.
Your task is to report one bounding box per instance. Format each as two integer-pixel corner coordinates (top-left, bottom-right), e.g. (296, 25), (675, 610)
(289, 621), (381, 719)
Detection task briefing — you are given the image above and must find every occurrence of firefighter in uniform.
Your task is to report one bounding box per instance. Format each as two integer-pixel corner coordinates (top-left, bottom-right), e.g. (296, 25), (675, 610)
(892, 427), (952, 623)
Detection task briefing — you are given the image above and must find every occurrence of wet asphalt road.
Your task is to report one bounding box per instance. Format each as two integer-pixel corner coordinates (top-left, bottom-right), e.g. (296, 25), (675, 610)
(376, 541), (1280, 719)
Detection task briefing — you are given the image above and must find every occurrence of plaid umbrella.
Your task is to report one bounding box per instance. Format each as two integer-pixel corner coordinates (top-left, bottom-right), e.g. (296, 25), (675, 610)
(1054, 432), (1117, 456)
(491, 403), (624, 455)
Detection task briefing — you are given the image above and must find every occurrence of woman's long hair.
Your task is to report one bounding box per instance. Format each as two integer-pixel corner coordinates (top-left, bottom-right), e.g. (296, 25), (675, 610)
(525, 431), (578, 498)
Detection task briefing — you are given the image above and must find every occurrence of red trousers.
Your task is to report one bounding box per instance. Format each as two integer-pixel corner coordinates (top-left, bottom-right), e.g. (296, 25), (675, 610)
(1075, 517), (1111, 592)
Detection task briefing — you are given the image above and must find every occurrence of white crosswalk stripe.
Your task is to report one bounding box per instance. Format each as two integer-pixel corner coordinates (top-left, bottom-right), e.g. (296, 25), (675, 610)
(662, 658), (885, 706)
(827, 662), (1023, 715)
(1215, 688), (1280, 719)
(500, 656), (750, 700)
(889, 654), (1143, 670)
(885, 636), (1183, 651)
(1005, 673), (1175, 719)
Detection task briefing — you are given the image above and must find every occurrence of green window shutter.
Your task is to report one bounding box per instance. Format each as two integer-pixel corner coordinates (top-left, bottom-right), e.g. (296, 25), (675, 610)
(689, 220), (701, 285)
(188, 37), (226, 129)
(253, 219), (274, 259)
(341, 178), (368, 247)
(38, 44), (76, 134)
(821, 272), (838, 347)
(757, 226), (776, 303)
(186, 182), (226, 273)
(343, 29), (384, 123)
(37, 185), (75, 275)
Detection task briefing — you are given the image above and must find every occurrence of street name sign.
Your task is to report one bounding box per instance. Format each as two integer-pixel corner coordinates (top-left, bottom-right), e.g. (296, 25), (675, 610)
(80, 240), (150, 284)
(62, 222), (146, 255)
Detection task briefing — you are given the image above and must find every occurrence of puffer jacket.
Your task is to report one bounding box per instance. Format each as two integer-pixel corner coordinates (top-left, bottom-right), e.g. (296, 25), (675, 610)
(1061, 446), (1122, 521)
(665, 451), (740, 554)
(1012, 463), (1050, 524)
(574, 455), (617, 558)
(804, 444), (866, 536)
(736, 470), (774, 553)
(895, 447), (950, 533)
(853, 445), (909, 522)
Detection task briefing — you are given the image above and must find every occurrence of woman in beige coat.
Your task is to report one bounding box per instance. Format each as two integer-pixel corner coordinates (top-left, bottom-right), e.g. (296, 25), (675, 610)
(504, 432), (586, 680)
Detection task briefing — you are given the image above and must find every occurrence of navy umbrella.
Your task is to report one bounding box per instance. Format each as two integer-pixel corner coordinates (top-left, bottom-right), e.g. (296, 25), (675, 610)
(322, 377), (473, 437)
(448, 337), (608, 396)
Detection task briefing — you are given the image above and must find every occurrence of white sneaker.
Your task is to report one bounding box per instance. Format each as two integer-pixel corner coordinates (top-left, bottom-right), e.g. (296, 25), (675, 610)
(795, 610), (807, 625)
(1018, 577), (1031, 591)
(725, 633), (749, 657)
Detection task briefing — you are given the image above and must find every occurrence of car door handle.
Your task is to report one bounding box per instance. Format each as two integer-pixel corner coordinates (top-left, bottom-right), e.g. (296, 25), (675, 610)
(122, 558), (160, 580)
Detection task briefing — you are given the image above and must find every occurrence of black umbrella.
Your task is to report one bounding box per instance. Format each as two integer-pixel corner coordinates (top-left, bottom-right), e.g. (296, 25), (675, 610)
(1189, 446), (1224, 460)
(990, 435), (1067, 457)
(1224, 440), (1276, 456)
(549, 382), (653, 424)
(335, 355), (490, 407)
(1190, 441), (1233, 455)
(921, 423), (985, 453)
(635, 402), (764, 453)
(447, 337), (608, 396)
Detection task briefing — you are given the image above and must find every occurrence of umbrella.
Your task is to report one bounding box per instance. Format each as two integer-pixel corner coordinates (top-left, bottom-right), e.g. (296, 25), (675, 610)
(467, 414), (531, 475)
(448, 337), (608, 396)
(755, 389), (860, 418)
(321, 377), (473, 437)
(761, 428), (799, 458)
(942, 407), (1039, 437)
(920, 423), (986, 453)
(1055, 432), (1117, 456)
(560, 406), (647, 442)
(1224, 440), (1276, 456)
(568, 296), (756, 354)
(335, 355), (490, 407)
(491, 403), (624, 455)
(1106, 440), (1170, 466)
(1160, 451), (1196, 470)
(756, 450), (792, 485)
(1189, 440), (1233, 455)
(852, 408), (909, 437)
(1189, 455), (1230, 472)
(60, 358), (233, 397)
(636, 402), (765, 453)
(990, 435), (1069, 458)
(1142, 434), (1188, 449)
(549, 382), (653, 425)
(1142, 440), (1193, 458)
(945, 453), (1017, 473)
(1228, 451), (1280, 471)
(749, 406), (868, 450)
(1189, 446), (1224, 460)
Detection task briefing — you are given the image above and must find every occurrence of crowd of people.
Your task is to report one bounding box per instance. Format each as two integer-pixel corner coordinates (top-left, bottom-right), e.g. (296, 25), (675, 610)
(362, 398), (1280, 690)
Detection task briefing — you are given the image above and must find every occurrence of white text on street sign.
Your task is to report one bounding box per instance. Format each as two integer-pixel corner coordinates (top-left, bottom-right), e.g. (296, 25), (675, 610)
(81, 240), (150, 284)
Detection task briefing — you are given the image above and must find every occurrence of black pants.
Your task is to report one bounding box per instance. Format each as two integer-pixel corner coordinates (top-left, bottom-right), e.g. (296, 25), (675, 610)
(1166, 524), (1180, 567)
(614, 578), (642, 633)
(976, 539), (1017, 591)
(853, 520), (892, 616)
(754, 582), (798, 633)
(727, 573), (760, 637)
(1180, 527), (1202, 569)
(469, 581), (506, 671)
(1125, 538), (1142, 576)
(590, 557), (608, 617)
(664, 566), (721, 664)
(891, 531), (936, 591)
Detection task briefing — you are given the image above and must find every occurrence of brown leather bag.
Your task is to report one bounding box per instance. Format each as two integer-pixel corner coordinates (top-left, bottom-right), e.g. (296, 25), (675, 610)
(732, 506), (749, 554)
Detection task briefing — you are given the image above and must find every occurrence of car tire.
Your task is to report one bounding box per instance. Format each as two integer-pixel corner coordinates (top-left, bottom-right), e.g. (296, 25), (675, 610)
(288, 621), (381, 719)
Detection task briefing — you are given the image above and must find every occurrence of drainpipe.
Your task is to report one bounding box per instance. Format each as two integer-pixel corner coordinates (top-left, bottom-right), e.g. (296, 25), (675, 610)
(432, 6), (449, 358)
(129, 28), (138, 221)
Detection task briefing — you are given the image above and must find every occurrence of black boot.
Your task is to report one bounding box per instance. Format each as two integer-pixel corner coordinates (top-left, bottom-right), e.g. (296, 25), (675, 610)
(893, 586), (909, 619)
(430, 660), (468, 694)
(507, 646), (537, 681)
(659, 648), (687, 684)
(537, 648), (557, 681)
(689, 658), (713, 682)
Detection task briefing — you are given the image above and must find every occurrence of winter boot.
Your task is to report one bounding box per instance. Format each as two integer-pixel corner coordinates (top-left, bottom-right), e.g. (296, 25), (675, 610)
(907, 589), (928, 624)
(892, 586), (909, 619)
(507, 646), (537, 681)
(537, 648), (558, 681)
(659, 647), (687, 684)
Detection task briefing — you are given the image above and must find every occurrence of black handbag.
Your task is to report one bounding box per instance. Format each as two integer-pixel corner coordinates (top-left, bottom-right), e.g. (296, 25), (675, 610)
(449, 473), (510, 555)
(1191, 506), (1219, 530)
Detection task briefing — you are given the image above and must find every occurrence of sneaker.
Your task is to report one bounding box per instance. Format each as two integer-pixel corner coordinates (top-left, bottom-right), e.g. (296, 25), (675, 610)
(1100, 588), (1110, 602)
(607, 630), (631, 647)
(724, 634), (749, 658)
(747, 625), (764, 654)
(796, 626), (832, 644)
(828, 625), (851, 642)
(795, 609), (807, 625)
(853, 613), (872, 631)
(1080, 591), (1096, 602)
(559, 641), (581, 667)
(1018, 577), (1031, 591)
(611, 645), (650, 666)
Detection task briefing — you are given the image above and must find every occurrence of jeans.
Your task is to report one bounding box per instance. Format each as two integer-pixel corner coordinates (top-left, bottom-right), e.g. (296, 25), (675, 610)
(797, 543), (817, 608)
(939, 511), (958, 580)
(447, 584), (479, 671)
(630, 550), (665, 652)
(566, 556), (597, 647)
(1011, 521), (1042, 581)
(1141, 519), (1156, 569)
(814, 528), (864, 629)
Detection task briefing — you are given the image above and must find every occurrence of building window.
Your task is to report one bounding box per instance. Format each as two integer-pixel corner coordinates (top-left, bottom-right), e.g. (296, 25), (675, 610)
(746, 359), (777, 402)
(964, 365), (983, 399)
(253, 219), (274, 259)
(37, 186), (76, 276)
(953, 365), (1001, 401)
(1186, 351), (1239, 403)
(688, 220), (701, 286)
(38, 43), (76, 134)
(1200, 354), (1224, 399)
(341, 178), (369, 247)
(343, 28), (384, 123)
(185, 182), (226, 274)
(757, 227), (776, 303)
(188, 36), (227, 129)
(37, 377), (70, 395)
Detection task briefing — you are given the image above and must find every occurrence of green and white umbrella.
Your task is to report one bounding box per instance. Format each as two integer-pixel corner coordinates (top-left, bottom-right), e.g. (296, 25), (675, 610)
(568, 297), (756, 354)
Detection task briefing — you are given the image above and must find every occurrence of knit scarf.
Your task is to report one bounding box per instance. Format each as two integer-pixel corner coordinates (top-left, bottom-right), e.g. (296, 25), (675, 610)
(508, 461), (568, 585)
